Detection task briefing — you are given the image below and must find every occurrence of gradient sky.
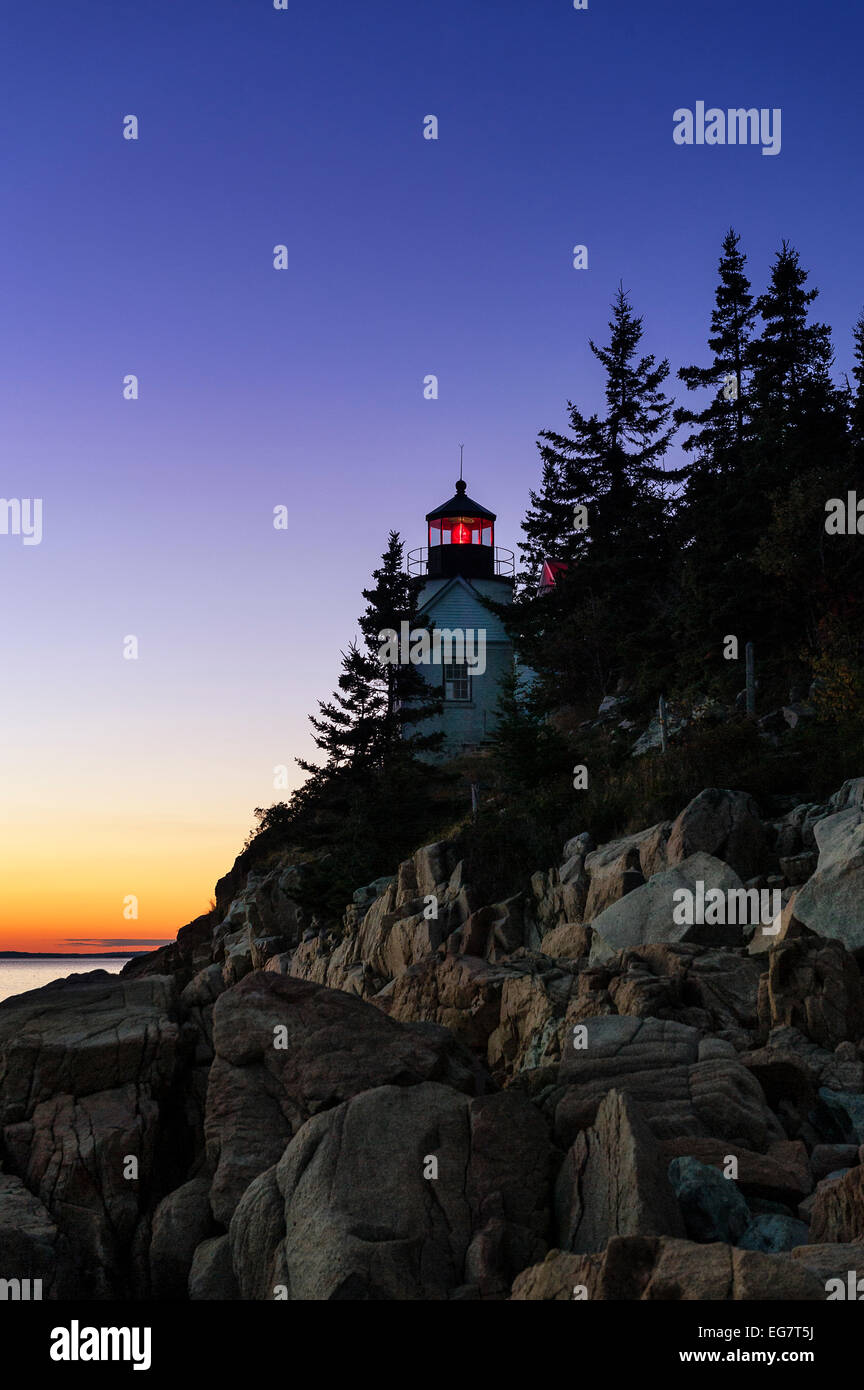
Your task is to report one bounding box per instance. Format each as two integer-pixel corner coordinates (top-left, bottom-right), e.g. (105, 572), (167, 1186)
(1, 0), (861, 950)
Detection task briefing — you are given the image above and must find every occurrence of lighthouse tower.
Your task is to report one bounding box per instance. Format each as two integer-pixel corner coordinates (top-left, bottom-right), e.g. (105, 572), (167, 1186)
(407, 478), (515, 758)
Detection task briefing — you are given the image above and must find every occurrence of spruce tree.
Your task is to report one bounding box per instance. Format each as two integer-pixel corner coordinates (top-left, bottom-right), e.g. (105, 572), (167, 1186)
(510, 286), (679, 704)
(754, 308), (864, 667)
(358, 530), (443, 763)
(298, 641), (385, 776)
(848, 311), (864, 472)
(749, 241), (839, 483)
(676, 228), (757, 464)
(744, 244), (848, 671)
(671, 232), (759, 675)
(251, 534), (447, 912)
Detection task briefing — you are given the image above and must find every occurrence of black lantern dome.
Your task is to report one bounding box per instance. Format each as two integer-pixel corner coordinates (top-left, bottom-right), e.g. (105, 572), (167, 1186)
(425, 479), (496, 579)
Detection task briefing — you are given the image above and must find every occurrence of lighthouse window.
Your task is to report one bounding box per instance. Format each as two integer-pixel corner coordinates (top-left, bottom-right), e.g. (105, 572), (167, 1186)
(428, 516), (494, 548)
(444, 662), (471, 701)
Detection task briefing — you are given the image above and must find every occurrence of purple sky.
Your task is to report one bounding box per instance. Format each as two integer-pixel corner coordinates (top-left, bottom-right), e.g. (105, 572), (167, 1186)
(1, 0), (862, 946)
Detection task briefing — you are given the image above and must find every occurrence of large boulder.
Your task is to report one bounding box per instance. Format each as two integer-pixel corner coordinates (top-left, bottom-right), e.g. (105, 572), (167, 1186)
(791, 1241), (864, 1285)
(828, 777), (864, 814)
(0, 972), (183, 1127)
(379, 953), (521, 1053)
(809, 1164), (864, 1243)
(207, 864), (307, 986)
(228, 1082), (551, 1300)
(606, 943), (762, 1037)
(665, 788), (773, 881)
(667, 1156), (750, 1244)
(540, 923), (592, 960)
(286, 849), (476, 996)
(486, 960), (580, 1077)
(526, 871), (584, 942)
(179, 963), (227, 1062)
(551, 1015), (783, 1152)
(5, 1084), (159, 1298)
(555, 1090), (684, 1251)
(582, 822), (671, 922)
(188, 1234), (238, 1300)
(818, 1089), (864, 1145)
(745, 1026), (863, 1100)
(227, 1165), (287, 1301)
(757, 935), (864, 1048)
(0, 972), (196, 1300)
(204, 972), (487, 1224)
(148, 1176), (216, 1300)
(792, 806), (864, 957)
(510, 1235), (826, 1300)
(122, 912), (215, 987)
(738, 1214), (809, 1253)
(748, 890), (808, 955)
(659, 1138), (811, 1207)
(589, 853), (747, 965)
(0, 1172), (69, 1298)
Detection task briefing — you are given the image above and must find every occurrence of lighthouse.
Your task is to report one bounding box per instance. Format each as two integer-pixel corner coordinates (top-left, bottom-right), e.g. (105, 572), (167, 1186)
(407, 478), (515, 758)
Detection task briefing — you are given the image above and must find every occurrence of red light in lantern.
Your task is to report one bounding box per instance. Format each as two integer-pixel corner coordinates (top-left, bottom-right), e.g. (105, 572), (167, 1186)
(452, 522), (471, 544)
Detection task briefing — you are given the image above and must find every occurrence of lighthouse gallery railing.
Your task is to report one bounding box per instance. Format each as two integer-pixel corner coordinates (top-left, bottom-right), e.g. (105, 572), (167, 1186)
(407, 546), (515, 577)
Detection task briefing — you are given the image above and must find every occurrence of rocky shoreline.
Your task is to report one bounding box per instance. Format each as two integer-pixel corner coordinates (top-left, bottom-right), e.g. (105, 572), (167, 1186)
(3, 777), (864, 1300)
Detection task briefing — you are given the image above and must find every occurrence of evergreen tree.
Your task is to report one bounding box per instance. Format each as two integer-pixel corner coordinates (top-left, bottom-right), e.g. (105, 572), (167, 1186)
(298, 533), (443, 782)
(249, 534), (448, 913)
(743, 243), (848, 670)
(671, 240), (847, 690)
(510, 287), (679, 703)
(848, 311), (864, 471)
(749, 241), (839, 482)
(754, 308), (864, 666)
(675, 228), (757, 464)
(357, 530), (442, 762)
(517, 453), (582, 587)
(488, 661), (570, 795)
(297, 641), (385, 776)
(670, 232), (759, 674)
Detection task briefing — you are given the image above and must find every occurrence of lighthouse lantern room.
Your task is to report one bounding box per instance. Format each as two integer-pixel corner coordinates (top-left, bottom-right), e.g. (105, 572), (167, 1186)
(407, 474), (517, 760)
(425, 479), (496, 580)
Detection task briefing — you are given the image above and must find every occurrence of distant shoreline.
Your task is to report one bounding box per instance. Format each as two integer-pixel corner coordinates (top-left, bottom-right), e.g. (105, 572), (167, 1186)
(0, 951), (151, 960)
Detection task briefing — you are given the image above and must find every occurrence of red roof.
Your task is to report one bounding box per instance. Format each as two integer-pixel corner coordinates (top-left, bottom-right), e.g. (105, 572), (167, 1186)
(539, 560), (569, 594)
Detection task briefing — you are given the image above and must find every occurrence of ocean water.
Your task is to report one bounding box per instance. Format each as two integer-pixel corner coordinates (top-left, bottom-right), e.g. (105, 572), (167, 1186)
(0, 958), (131, 1005)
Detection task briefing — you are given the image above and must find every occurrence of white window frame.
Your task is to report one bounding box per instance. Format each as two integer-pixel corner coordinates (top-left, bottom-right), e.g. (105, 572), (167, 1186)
(443, 661), (471, 702)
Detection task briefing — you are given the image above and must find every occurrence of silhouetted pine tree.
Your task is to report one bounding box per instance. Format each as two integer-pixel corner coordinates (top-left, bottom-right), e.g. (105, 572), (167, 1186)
(298, 641), (385, 776)
(670, 240), (849, 690)
(749, 241), (840, 483)
(754, 306), (864, 668)
(509, 286), (680, 705)
(357, 530), (442, 763)
(253, 535), (447, 909)
(676, 228), (757, 463)
(743, 243), (849, 665)
(670, 232), (760, 676)
(518, 454), (583, 588)
(848, 311), (864, 471)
